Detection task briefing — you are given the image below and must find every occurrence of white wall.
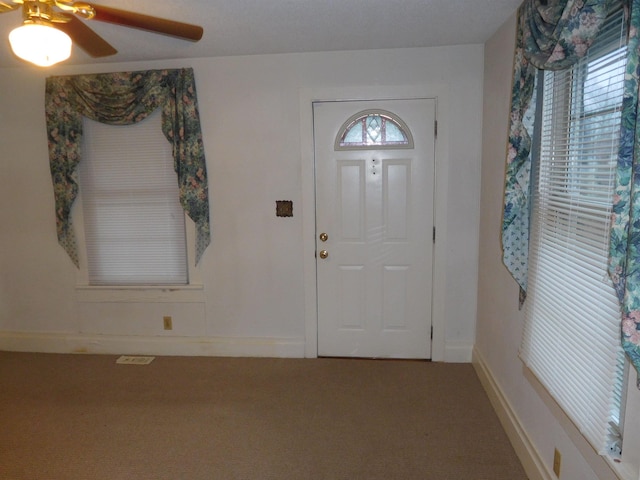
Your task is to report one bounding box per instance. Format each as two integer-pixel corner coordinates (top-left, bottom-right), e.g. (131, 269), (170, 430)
(0, 44), (484, 360)
(475, 12), (640, 480)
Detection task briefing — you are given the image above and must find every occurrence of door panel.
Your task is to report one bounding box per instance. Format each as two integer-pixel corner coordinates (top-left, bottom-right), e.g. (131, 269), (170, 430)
(338, 161), (365, 240)
(314, 99), (435, 358)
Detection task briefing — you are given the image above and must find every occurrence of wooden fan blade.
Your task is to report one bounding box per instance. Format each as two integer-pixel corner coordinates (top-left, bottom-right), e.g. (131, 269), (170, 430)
(88, 4), (203, 42)
(55, 15), (117, 57)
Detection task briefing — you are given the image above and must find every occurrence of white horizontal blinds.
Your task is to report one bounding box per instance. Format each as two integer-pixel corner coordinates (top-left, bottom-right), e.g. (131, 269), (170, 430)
(522, 6), (626, 454)
(79, 108), (188, 285)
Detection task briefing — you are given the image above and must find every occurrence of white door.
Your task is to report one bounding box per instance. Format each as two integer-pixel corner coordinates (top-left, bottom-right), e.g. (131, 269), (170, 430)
(314, 99), (436, 358)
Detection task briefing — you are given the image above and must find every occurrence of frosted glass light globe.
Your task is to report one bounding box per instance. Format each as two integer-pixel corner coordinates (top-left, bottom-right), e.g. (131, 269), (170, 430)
(9, 24), (72, 67)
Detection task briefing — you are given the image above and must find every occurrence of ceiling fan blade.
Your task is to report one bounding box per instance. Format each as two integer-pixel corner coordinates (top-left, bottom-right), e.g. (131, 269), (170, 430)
(55, 15), (117, 57)
(87, 4), (203, 42)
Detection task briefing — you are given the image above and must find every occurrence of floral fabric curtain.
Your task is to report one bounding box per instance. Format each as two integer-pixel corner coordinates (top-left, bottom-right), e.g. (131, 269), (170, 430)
(45, 68), (210, 266)
(609, 0), (640, 376)
(502, 0), (613, 304)
(503, 0), (640, 380)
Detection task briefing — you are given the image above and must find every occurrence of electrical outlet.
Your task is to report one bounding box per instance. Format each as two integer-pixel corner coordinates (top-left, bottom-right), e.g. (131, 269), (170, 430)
(163, 316), (173, 330)
(553, 448), (561, 478)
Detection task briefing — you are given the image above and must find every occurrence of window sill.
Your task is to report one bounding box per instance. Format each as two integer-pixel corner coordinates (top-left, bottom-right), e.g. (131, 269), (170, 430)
(75, 285), (205, 303)
(609, 461), (637, 480)
(522, 365), (639, 480)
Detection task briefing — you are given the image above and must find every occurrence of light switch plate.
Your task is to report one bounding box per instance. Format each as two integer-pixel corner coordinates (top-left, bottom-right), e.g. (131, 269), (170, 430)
(276, 200), (293, 217)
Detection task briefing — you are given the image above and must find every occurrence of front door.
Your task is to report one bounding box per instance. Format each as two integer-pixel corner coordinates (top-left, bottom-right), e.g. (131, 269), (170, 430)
(314, 99), (436, 358)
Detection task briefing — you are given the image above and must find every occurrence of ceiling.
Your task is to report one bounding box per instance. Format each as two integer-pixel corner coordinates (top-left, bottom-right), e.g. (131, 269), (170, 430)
(0, 0), (522, 68)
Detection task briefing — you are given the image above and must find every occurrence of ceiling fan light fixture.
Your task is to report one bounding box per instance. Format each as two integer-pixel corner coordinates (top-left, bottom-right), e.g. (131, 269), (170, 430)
(9, 23), (72, 67)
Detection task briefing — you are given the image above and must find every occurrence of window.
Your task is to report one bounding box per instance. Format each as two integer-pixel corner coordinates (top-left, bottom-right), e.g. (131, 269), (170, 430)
(335, 109), (414, 150)
(521, 6), (627, 456)
(78, 109), (188, 286)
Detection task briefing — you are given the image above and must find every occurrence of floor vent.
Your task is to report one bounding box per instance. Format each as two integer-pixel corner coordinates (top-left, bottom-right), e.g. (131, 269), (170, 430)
(116, 355), (155, 365)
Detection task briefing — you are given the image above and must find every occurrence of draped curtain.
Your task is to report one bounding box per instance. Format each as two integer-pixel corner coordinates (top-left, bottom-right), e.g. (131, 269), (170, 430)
(502, 0), (640, 381)
(45, 67), (210, 267)
(609, 0), (640, 373)
(502, 0), (613, 301)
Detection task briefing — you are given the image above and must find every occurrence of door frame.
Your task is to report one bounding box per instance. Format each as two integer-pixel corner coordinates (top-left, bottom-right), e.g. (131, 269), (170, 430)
(299, 85), (450, 360)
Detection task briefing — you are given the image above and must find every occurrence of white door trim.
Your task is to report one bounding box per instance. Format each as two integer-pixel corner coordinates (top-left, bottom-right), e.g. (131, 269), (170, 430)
(299, 85), (450, 361)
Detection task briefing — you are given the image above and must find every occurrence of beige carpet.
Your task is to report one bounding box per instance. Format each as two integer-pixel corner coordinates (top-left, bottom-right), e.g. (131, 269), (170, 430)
(0, 352), (528, 479)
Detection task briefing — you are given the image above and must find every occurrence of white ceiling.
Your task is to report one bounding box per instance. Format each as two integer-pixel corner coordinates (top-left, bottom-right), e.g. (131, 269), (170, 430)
(0, 0), (522, 68)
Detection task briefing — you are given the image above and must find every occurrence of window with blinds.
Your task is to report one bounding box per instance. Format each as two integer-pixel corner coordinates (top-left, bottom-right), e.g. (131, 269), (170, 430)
(521, 5), (627, 456)
(78, 108), (188, 286)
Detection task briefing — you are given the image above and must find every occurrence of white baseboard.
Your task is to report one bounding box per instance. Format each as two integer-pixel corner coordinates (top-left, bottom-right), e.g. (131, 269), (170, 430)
(444, 341), (474, 362)
(0, 331), (306, 358)
(0, 331), (489, 365)
(472, 347), (554, 480)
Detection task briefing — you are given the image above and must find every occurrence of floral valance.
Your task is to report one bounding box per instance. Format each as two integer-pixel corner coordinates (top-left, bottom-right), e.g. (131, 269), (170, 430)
(45, 68), (210, 267)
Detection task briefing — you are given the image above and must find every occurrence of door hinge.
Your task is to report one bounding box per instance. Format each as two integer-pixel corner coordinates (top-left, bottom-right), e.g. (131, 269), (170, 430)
(430, 326), (434, 340)
(434, 120), (438, 138)
(432, 226), (436, 243)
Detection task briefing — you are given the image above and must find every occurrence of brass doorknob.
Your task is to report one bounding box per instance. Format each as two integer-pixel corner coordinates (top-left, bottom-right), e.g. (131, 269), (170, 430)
(319, 250), (329, 259)
(319, 232), (328, 242)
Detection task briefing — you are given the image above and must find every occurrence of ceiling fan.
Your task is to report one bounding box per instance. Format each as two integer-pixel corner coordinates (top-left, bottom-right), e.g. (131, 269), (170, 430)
(0, 0), (203, 65)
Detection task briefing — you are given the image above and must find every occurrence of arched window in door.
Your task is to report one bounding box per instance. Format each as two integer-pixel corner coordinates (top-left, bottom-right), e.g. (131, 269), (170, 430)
(335, 109), (414, 150)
